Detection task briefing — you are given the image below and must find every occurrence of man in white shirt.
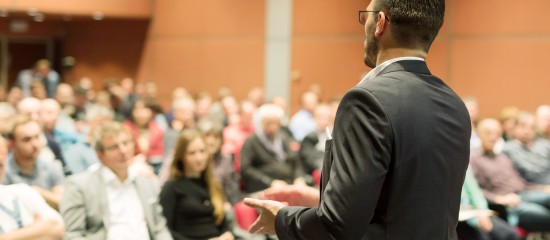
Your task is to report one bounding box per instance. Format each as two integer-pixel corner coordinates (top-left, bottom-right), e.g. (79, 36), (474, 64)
(61, 121), (172, 240)
(0, 135), (64, 239)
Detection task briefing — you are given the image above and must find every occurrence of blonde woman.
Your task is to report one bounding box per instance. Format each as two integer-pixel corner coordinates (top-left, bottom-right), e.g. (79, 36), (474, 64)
(160, 129), (233, 240)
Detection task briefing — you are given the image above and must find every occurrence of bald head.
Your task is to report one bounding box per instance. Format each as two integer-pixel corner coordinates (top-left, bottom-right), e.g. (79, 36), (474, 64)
(17, 97), (41, 122)
(40, 99), (61, 132)
(514, 112), (537, 146)
(55, 83), (75, 106)
(476, 118), (502, 151)
(302, 91), (319, 112)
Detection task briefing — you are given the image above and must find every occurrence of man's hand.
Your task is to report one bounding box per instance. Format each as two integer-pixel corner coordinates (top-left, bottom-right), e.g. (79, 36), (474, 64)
(477, 216), (493, 232)
(243, 198), (287, 235)
(260, 185), (320, 207)
(494, 193), (521, 207)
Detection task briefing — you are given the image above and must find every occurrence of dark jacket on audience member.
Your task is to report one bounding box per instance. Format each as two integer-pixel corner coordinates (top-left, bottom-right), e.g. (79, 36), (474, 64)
(240, 134), (303, 193)
(160, 178), (230, 240)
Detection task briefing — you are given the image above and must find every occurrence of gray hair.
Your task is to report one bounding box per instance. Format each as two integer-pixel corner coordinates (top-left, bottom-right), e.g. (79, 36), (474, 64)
(253, 104), (284, 131)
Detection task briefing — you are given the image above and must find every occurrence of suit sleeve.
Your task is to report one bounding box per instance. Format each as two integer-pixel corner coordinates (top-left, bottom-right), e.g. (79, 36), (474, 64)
(60, 178), (88, 240)
(275, 88), (393, 240)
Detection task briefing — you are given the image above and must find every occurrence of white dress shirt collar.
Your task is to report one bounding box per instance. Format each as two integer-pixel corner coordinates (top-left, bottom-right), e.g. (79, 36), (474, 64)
(101, 165), (138, 186)
(358, 56), (425, 85)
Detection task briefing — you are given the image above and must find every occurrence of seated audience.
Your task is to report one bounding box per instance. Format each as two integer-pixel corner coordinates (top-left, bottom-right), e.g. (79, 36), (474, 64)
(164, 97), (196, 156)
(52, 83), (78, 133)
(0, 103), (16, 138)
(198, 118), (241, 205)
(499, 107), (519, 141)
(464, 96), (482, 149)
(222, 101), (256, 172)
(0, 136), (64, 240)
(2, 115), (64, 210)
(457, 168), (519, 240)
(471, 118), (550, 232)
(124, 99), (165, 174)
(536, 105), (550, 140)
(300, 104), (332, 178)
(289, 91), (318, 142)
(61, 122), (172, 239)
(160, 129), (234, 240)
(17, 97), (66, 170)
(240, 104), (305, 193)
(502, 112), (550, 185)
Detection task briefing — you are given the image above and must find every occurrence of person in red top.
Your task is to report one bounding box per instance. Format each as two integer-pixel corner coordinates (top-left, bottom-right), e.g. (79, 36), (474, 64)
(221, 101), (256, 172)
(123, 98), (164, 174)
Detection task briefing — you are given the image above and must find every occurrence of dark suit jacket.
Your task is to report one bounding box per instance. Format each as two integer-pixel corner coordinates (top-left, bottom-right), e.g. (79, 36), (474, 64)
(274, 60), (471, 240)
(240, 134), (303, 193)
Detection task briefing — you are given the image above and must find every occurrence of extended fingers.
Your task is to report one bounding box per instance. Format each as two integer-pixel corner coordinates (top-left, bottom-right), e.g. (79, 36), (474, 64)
(244, 198), (266, 209)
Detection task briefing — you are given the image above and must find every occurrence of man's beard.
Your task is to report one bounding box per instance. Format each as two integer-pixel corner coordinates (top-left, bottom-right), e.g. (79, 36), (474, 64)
(363, 25), (378, 68)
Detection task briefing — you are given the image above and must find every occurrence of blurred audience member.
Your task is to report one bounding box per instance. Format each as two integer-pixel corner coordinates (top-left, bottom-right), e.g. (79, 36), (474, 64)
(499, 107), (519, 141)
(0, 85), (6, 102)
(61, 122), (172, 239)
(199, 118), (242, 205)
(30, 81), (47, 100)
(54, 84), (78, 131)
(3, 115), (64, 210)
(160, 129), (234, 240)
(299, 104), (332, 178)
(222, 101), (256, 172)
(164, 97), (196, 155)
(464, 96), (481, 149)
(289, 91), (319, 142)
(240, 104), (305, 193)
(195, 91), (213, 121)
(536, 105), (550, 140)
(247, 87), (264, 108)
(124, 99), (165, 174)
(17, 59), (59, 98)
(503, 112), (550, 185)
(457, 168), (520, 240)
(6, 86), (23, 107)
(0, 136), (64, 240)
(17, 98), (67, 173)
(472, 118), (550, 232)
(0, 103), (16, 138)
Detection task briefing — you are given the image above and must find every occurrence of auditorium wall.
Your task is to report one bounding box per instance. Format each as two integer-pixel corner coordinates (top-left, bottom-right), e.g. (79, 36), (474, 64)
(1, 0), (550, 117)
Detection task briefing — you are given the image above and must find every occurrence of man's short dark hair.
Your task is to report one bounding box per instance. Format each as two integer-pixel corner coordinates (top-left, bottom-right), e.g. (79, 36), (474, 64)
(374, 0), (445, 51)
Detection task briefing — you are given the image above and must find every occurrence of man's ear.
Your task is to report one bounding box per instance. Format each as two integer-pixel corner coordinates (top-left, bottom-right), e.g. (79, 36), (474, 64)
(375, 11), (388, 37)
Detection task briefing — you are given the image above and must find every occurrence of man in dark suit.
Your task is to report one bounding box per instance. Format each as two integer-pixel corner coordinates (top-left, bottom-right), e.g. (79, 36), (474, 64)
(244, 0), (471, 239)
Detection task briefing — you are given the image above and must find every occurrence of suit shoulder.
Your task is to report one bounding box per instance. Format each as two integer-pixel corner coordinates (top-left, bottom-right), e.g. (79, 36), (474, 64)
(65, 170), (96, 187)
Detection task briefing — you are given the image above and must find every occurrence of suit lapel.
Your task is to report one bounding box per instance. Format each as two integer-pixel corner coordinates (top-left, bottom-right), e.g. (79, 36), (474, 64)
(94, 169), (111, 230)
(133, 177), (154, 235)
